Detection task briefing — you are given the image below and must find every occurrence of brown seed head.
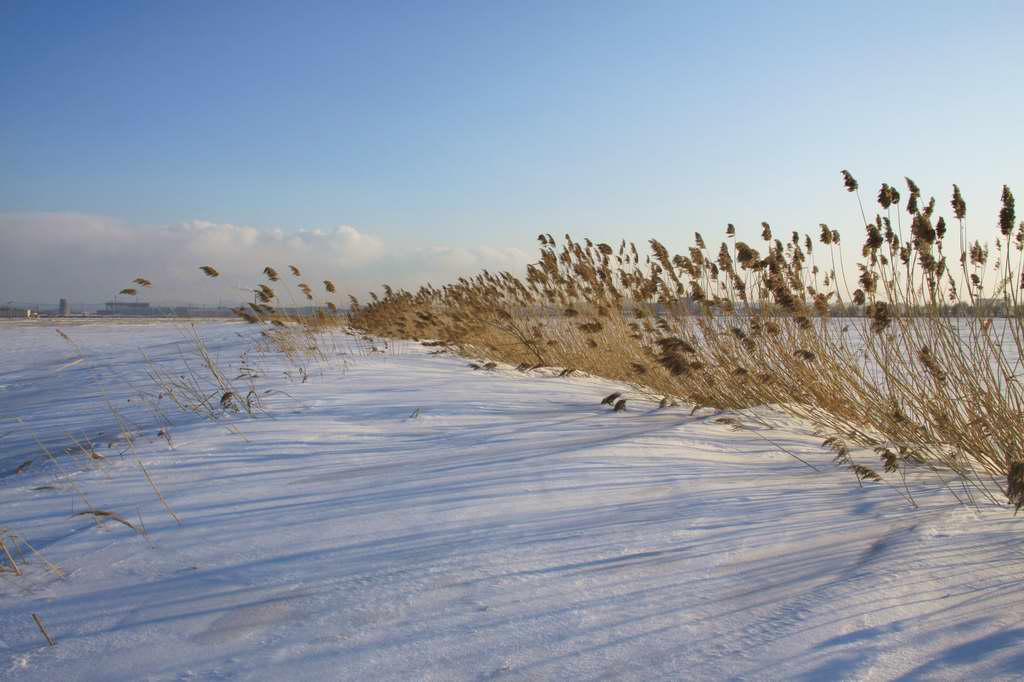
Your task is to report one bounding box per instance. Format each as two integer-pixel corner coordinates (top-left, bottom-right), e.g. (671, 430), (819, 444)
(951, 184), (966, 220)
(1000, 185), (1016, 237)
(841, 170), (858, 192)
(877, 183), (893, 209)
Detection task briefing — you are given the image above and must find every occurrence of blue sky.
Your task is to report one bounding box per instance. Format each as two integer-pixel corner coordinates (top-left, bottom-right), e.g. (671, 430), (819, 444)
(2, 1), (1023, 302)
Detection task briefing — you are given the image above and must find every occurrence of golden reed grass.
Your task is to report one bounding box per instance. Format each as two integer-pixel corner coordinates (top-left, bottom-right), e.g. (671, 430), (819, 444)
(342, 172), (1024, 511)
(25, 170), (1014, 561)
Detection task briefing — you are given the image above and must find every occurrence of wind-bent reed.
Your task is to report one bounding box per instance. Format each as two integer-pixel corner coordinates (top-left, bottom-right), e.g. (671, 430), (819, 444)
(347, 172), (1024, 511)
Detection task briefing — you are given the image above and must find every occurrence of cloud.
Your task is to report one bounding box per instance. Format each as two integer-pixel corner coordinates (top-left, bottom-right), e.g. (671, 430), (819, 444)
(0, 212), (531, 305)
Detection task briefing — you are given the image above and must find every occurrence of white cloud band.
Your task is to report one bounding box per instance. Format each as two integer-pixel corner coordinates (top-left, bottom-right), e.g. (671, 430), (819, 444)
(0, 212), (529, 305)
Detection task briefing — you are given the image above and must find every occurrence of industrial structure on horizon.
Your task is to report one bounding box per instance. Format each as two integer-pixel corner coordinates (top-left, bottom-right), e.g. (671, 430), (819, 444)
(0, 305), (35, 319)
(0, 298), (240, 319)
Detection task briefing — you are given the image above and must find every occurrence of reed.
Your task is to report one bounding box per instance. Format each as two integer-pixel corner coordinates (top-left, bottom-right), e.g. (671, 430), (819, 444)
(349, 173), (1024, 510)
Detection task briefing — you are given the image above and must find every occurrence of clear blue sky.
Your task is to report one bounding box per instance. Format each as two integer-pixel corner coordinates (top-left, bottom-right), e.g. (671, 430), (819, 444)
(2, 1), (1023, 297)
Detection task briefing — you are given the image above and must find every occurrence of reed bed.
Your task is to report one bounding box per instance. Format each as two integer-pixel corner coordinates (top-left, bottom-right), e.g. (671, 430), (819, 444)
(346, 173), (1024, 511)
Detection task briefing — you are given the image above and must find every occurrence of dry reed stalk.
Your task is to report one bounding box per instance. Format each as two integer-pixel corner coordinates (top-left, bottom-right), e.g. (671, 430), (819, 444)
(0, 536), (21, 575)
(32, 613), (56, 647)
(15, 417), (99, 518)
(10, 533), (64, 577)
(53, 330), (183, 525)
(73, 510), (144, 535)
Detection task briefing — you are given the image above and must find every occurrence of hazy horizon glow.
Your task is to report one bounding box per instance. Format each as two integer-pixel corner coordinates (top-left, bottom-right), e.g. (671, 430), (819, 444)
(0, 211), (529, 305)
(2, 1), (1023, 303)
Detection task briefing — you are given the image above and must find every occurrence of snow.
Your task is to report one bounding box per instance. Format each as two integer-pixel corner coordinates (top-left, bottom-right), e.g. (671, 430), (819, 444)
(1, 320), (1022, 681)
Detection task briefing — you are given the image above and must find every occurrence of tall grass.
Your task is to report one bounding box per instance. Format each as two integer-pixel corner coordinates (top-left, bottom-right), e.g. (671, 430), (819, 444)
(348, 173), (1024, 510)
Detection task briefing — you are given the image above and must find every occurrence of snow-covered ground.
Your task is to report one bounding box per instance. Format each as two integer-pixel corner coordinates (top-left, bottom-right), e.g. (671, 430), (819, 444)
(1, 320), (1022, 681)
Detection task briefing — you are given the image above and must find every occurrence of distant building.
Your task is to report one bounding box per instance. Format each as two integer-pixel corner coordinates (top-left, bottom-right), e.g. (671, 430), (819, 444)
(100, 301), (153, 315)
(59, 298), (70, 316)
(0, 306), (35, 319)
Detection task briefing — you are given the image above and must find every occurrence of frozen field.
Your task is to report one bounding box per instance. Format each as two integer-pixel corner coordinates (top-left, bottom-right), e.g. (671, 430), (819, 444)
(1, 320), (1022, 681)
